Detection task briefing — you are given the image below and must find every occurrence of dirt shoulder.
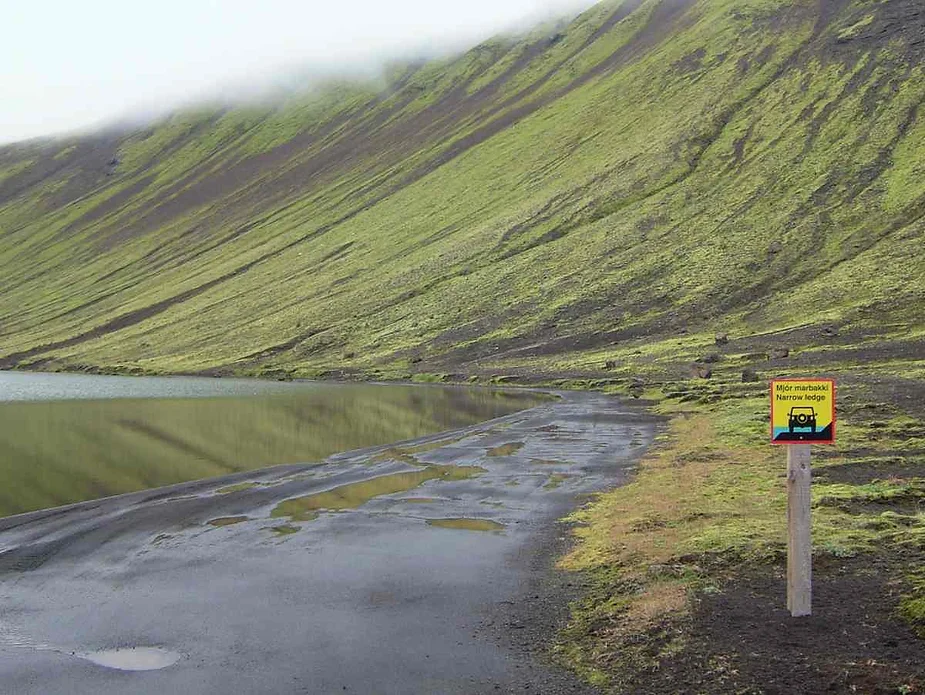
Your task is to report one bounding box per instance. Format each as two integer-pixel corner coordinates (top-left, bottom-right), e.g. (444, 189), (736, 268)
(548, 371), (925, 694)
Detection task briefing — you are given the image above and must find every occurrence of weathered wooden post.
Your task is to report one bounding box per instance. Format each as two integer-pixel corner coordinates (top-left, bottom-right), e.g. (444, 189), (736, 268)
(771, 378), (836, 618)
(787, 444), (812, 616)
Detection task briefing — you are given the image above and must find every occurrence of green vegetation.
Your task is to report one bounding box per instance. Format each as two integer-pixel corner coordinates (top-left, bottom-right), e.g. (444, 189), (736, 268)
(0, 0), (921, 384)
(555, 374), (925, 691)
(0, 0), (922, 689)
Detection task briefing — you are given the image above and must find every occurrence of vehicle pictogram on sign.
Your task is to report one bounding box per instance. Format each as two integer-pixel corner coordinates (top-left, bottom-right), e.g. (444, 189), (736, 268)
(788, 407), (817, 433)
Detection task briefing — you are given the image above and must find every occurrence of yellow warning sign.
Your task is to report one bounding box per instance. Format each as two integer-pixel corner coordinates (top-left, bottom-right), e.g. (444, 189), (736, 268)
(770, 379), (836, 445)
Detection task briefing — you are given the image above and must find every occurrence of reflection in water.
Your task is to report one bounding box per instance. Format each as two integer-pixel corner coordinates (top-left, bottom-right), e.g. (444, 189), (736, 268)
(544, 473), (572, 490)
(207, 516), (249, 527)
(269, 524), (300, 536)
(426, 518), (506, 532)
(0, 383), (544, 518)
(487, 442), (525, 457)
(77, 647), (182, 672)
(216, 483), (260, 494)
(271, 465), (485, 522)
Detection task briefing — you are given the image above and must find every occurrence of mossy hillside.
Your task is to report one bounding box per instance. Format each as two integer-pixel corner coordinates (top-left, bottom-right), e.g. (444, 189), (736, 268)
(0, 0), (923, 379)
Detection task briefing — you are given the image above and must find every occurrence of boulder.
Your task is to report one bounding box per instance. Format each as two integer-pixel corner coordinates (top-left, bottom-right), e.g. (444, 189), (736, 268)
(742, 368), (760, 383)
(628, 377), (646, 398)
(691, 364), (713, 379)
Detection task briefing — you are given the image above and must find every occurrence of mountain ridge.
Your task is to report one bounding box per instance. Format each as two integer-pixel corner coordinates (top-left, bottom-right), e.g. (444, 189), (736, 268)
(1, 0), (923, 381)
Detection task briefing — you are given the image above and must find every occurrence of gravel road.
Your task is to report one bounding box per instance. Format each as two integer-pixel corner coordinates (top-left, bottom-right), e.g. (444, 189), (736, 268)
(0, 390), (657, 694)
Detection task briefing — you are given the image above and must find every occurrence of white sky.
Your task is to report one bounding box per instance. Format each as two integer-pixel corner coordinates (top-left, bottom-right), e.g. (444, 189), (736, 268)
(1, 0), (598, 145)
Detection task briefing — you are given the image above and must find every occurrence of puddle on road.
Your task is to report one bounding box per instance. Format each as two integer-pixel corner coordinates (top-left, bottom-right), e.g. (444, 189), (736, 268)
(369, 448), (420, 466)
(78, 647), (181, 671)
(271, 465), (485, 521)
(404, 436), (467, 455)
(426, 518), (506, 532)
(544, 474), (572, 490)
(207, 516), (249, 527)
(369, 437), (467, 466)
(399, 497), (442, 504)
(268, 524), (300, 536)
(0, 626), (182, 672)
(480, 500), (505, 508)
(216, 482), (259, 494)
(487, 442), (525, 457)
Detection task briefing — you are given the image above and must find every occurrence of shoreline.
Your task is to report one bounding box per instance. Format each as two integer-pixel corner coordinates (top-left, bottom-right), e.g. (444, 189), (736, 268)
(0, 389), (659, 694)
(2, 364), (923, 692)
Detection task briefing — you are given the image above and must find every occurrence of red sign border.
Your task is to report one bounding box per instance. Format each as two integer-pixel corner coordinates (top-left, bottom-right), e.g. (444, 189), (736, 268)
(770, 378), (836, 446)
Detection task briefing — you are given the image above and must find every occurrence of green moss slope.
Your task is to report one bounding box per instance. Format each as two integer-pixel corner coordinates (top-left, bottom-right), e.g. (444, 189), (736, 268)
(0, 0), (922, 378)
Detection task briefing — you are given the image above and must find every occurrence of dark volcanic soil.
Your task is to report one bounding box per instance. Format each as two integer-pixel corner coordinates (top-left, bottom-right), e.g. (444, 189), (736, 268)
(632, 551), (925, 695)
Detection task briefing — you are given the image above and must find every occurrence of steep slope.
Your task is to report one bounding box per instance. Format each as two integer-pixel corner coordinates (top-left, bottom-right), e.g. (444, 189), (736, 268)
(1, 0), (923, 379)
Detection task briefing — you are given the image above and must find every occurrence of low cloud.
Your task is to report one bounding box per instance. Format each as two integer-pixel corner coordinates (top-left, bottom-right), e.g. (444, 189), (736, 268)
(1, 0), (598, 145)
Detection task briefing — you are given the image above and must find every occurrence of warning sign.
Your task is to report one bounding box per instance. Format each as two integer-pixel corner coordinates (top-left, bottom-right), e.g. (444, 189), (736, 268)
(770, 379), (836, 445)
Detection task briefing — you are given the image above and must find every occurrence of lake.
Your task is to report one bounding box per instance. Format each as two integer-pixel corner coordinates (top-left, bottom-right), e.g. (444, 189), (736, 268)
(0, 371), (544, 518)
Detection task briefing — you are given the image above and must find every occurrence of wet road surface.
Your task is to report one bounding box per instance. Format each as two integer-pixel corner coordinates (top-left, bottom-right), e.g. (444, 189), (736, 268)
(0, 390), (657, 694)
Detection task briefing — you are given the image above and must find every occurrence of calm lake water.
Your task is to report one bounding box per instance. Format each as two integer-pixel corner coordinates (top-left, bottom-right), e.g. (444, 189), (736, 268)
(0, 372), (545, 518)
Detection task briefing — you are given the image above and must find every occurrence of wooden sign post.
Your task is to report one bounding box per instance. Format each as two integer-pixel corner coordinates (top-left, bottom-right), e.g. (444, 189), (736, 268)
(771, 379), (836, 618)
(786, 444), (812, 616)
